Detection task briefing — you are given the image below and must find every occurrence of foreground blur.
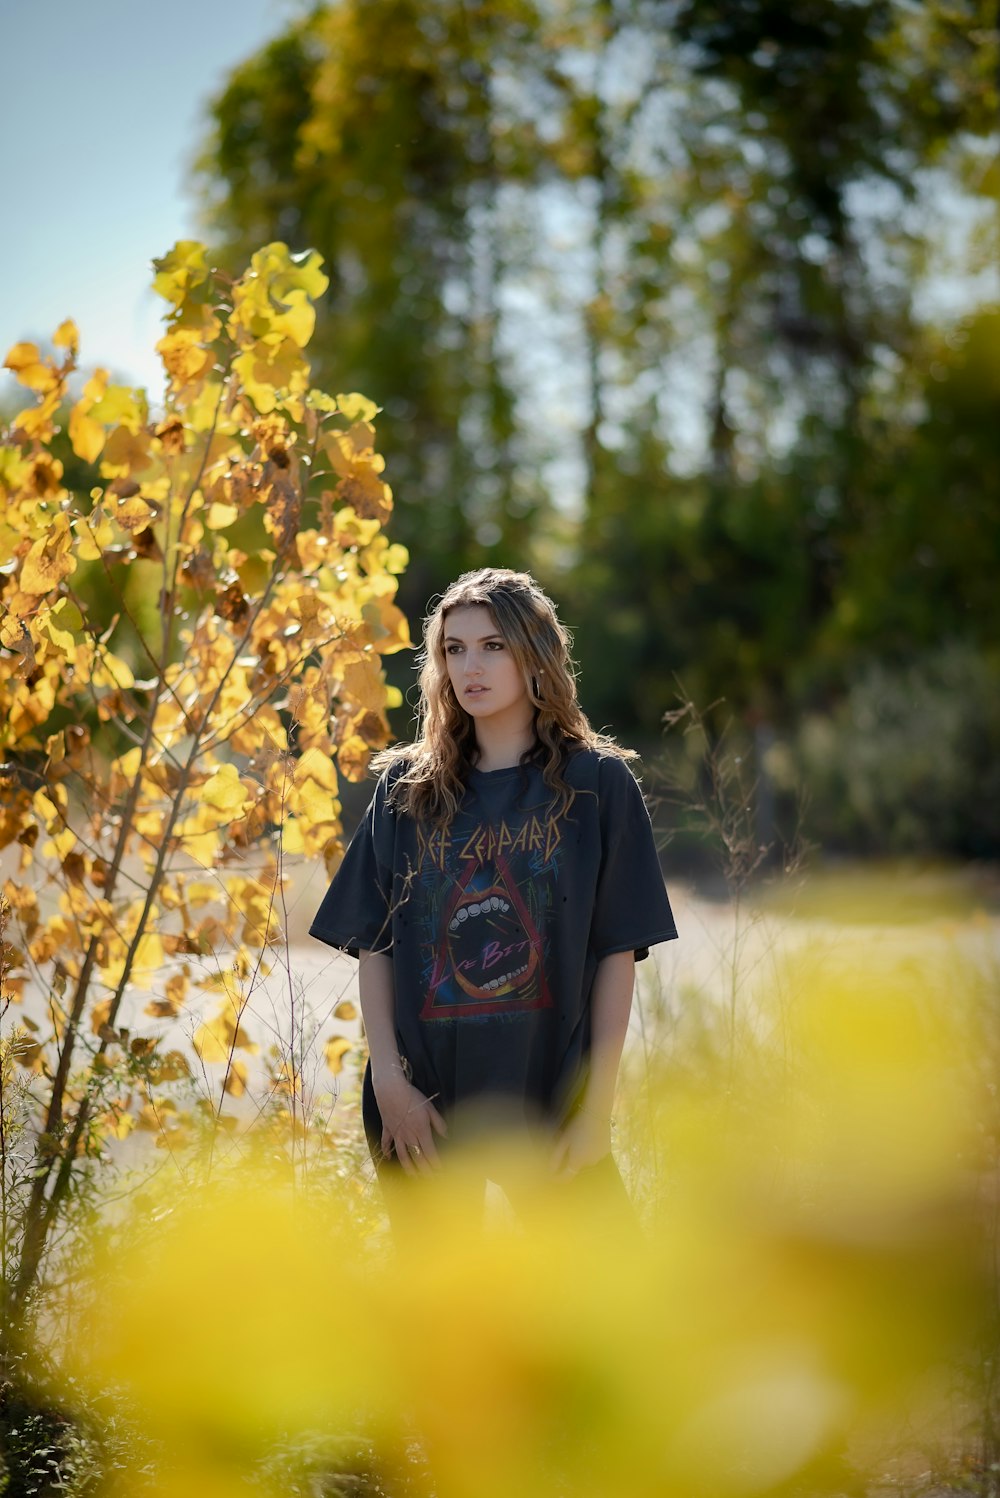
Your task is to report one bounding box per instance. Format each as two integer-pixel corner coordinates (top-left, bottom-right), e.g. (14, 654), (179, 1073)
(57, 920), (995, 1498)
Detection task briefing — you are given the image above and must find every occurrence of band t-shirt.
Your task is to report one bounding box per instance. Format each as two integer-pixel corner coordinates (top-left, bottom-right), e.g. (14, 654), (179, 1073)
(309, 748), (678, 1127)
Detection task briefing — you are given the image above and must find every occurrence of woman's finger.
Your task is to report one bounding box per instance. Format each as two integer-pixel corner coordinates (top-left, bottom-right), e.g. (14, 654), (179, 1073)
(400, 1135), (435, 1174)
(393, 1135), (418, 1176)
(428, 1103), (448, 1138)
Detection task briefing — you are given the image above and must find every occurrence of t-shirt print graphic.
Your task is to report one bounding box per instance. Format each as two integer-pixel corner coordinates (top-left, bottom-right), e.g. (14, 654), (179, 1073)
(421, 847), (554, 1019)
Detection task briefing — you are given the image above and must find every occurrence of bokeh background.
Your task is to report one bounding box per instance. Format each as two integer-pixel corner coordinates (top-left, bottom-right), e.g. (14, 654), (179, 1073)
(3, 0), (998, 869)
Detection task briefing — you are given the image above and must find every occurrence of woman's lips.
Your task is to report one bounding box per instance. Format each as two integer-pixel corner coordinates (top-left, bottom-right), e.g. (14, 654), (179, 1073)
(464, 685), (488, 697)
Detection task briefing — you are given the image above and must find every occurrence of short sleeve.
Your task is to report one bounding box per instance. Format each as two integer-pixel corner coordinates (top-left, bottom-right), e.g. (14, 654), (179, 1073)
(590, 756), (678, 961)
(308, 774), (395, 958)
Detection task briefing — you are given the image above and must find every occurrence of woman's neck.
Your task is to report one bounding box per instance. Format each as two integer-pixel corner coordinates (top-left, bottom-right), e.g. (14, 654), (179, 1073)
(473, 719), (537, 773)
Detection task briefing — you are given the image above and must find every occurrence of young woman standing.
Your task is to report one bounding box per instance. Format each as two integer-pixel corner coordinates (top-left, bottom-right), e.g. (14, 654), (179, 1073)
(310, 568), (677, 1204)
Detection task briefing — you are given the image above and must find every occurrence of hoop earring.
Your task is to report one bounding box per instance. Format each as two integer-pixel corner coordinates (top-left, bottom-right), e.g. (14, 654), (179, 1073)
(531, 675), (540, 699)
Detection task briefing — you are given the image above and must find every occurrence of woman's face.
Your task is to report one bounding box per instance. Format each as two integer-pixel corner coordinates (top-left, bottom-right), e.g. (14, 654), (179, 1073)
(442, 605), (531, 727)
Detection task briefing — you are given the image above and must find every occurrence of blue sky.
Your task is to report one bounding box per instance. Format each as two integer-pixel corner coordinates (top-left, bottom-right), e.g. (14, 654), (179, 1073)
(0, 0), (298, 405)
(1, 0), (994, 439)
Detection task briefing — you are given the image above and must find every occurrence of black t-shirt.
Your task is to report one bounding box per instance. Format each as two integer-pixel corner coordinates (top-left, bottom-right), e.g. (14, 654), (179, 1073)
(309, 748), (678, 1125)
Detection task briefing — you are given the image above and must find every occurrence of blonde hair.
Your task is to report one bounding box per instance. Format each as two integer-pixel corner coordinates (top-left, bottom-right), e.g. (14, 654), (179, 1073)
(371, 567), (634, 826)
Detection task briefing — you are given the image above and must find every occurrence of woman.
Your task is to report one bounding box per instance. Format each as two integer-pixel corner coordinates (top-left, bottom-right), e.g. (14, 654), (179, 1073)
(310, 568), (677, 1205)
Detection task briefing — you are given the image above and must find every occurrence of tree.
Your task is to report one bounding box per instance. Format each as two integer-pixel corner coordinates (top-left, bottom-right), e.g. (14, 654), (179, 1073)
(192, 1), (998, 761)
(0, 240), (409, 1314)
(195, 0), (553, 613)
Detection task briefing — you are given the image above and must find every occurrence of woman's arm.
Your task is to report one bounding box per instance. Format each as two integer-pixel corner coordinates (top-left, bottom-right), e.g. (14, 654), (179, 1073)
(551, 949), (635, 1176)
(358, 949), (447, 1174)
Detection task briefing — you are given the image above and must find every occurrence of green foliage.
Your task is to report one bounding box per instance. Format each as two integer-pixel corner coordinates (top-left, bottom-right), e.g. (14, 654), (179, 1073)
(191, 2), (999, 863)
(786, 643), (1000, 856)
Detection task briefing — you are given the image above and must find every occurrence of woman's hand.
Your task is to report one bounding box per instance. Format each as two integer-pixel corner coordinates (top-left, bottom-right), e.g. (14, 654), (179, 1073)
(550, 1108), (612, 1179)
(373, 1069), (448, 1176)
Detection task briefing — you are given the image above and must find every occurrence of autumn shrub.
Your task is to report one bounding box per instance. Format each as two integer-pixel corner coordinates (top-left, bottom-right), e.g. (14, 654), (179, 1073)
(0, 240), (409, 1323)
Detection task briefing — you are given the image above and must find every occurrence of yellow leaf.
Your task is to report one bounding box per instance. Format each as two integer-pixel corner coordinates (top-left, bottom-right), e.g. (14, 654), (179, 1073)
(192, 1012), (231, 1064)
(187, 881), (221, 907)
(333, 1000), (357, 1022)
(295, 746), (338, 793)
(336, 392), (380, 424)
(281, 245), (329, 300)
(337, 467), (392, 525)
(280, 818), (305, 855)
(152, 240), (210, 308)
(193, 1000), (257, 1063)
(20, 524), (77, 595)
(295, 777), (340, 827)
(92, 650), (135, 690)
(80, 367), (109, 403)
(4, 340), (41, 372)
(3, 342), (58, 392)
(305, 389), (339, 414)
(101, 424), (151, 475)
(273, 288), (315, 348)
(324, 1035), (352, 1075)
(52, 318), (79, 352)
(205, 501), (239, 530)
(185, 377), (226, 434)
(234, 550), (275, 597)
(225, 874), (282, 945)
(336, 734), (370, 782)
(36, 598), (83, 654)
(244, 241), (329, 304)
(12, 396), (59, 443)
(75, 505), (115, 558)
(198, 763), (250, 816)
(32, 783), (67, 829)
(232, 342), (308, 416)
(114, 496), (155, 532)
(46, 827), (76, 861)
(146, 971), (188, 1019)
(156, 327), (215, 389)
(133, 933), (165, 976)
(331, 507), (381, 550)
(167, 972), (189, 1010)
(177, 824), (221, 869)
(111, 1111), (136, 1142)
(89, 385), (145, 433)
(223, 1059), (249, 1097)
(112, 746), (142, 781)
(340, 657), (389, 713)
(90, 998), (112, 1037)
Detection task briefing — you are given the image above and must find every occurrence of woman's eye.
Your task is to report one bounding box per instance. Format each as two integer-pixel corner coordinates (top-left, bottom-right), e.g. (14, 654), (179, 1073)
(486, 641), (504, 651)
(446, 644), (463, 655)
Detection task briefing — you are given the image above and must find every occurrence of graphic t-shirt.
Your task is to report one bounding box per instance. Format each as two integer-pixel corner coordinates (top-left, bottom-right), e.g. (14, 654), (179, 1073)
(309, 748), (678, 1125)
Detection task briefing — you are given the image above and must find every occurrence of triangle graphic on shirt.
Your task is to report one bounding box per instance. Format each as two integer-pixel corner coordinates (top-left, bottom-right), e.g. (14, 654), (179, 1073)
(421, 850), (552, 1019)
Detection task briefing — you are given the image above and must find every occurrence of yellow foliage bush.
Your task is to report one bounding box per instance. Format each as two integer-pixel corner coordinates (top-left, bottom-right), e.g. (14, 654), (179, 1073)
(0, 241), (408, 1307)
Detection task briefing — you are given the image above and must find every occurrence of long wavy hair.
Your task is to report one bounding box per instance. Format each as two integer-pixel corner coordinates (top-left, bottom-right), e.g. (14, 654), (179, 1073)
(371, 568), (635, 826)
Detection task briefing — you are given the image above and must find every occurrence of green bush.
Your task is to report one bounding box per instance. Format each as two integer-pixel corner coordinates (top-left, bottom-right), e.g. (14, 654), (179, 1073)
(790, 644), (1000, 857)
